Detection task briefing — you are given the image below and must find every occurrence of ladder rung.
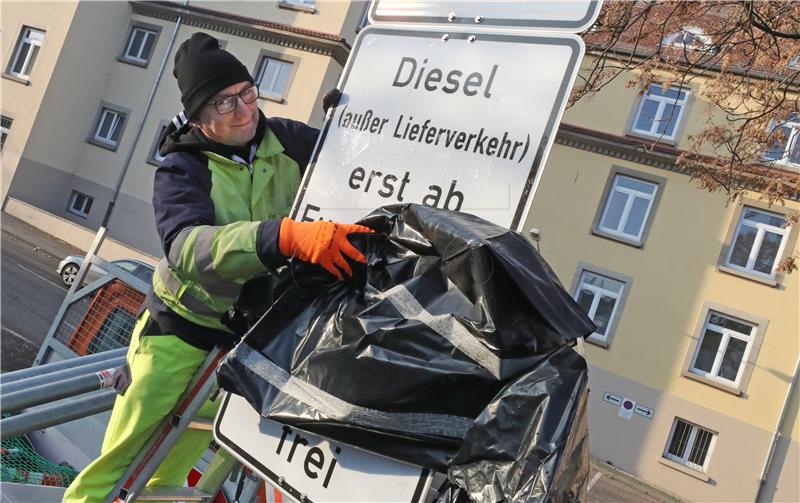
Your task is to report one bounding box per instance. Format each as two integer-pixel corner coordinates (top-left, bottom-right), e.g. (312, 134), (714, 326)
(135, 486), (212, 501)
(188, 419), (214, 431)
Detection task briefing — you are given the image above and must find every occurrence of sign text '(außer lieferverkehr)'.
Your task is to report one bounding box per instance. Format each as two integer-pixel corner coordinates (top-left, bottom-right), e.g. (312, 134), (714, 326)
(300, 57), (527, 221)
(336, 56), (530, 164)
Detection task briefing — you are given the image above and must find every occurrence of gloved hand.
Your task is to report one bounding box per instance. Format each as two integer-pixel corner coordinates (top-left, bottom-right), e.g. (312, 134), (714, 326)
(110, 364), (132, 396)
(322, 88), (342, 114)
(279, 218), (372, 280)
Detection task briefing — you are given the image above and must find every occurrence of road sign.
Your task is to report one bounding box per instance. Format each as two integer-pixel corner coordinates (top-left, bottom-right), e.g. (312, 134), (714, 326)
(369, 1), (603, 33)
(291, 25), (584, 230)
(602, 392), (622, 406)
(214, 393), (432, 503)
(634, 404), (654, 419)
(618, 398), (635, 420)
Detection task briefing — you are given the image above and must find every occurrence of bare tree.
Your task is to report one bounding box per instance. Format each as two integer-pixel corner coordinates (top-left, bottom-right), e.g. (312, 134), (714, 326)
(572, 1), (800, 271)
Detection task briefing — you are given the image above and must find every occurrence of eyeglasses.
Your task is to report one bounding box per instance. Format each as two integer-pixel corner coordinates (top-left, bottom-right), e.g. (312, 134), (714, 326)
(207, 85), (258, 114)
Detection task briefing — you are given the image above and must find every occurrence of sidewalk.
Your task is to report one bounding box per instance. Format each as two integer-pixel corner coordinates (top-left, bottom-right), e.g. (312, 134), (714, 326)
(1, 211), (84, 260)
(588, 457), (685, 503)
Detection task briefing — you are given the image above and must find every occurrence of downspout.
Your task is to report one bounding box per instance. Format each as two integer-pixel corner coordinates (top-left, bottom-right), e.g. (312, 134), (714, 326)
(87, 0), (188, 256)
(754, 355), (800, 502)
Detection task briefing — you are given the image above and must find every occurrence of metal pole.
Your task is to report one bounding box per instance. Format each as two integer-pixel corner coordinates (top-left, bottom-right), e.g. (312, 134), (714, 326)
(0, 390), (116, 441)
(2, 348), (125, 384)
(1, 356), (125, 395)
(754, 355), (800, 502)
(1, 366), (120, 413)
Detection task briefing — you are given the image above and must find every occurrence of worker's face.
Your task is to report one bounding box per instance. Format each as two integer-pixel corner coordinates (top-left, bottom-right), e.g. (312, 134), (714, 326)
(194, 81), (259, 146)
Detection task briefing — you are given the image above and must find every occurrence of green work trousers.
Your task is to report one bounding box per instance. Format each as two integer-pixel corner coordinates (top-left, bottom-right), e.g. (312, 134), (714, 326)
(63, 313), (220, 503)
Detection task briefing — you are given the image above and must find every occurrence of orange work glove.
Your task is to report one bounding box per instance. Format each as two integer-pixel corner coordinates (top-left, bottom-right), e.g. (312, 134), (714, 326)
(279, 218), (373, 280)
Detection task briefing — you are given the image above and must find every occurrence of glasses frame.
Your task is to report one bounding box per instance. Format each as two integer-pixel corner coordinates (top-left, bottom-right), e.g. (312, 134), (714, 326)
(207, 84), (259, 115)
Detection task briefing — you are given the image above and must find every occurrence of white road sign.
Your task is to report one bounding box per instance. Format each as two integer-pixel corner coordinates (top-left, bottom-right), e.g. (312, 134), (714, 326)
(292, 25), (584, 230)
(214, 393), (432, 503)
(370, 0), (603, 33)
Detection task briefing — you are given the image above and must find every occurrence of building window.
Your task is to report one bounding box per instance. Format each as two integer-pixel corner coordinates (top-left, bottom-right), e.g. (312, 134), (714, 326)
(574, 271), (625, 345)
(1, 116), (12, 151)
(120, 24), (159, 66)
(664, 418), (716, 472)
(630, 84), (690, 142)
(88, 103), (130, 151)
(255, 55), (294, 102)
(689, 311), (756, 387)
(725, 207), (789, 279)
(146, 121), (169, 166)
(67, 191), (94, 218)
(763, 115), (800, 168)
(7, 27), (45, 80)
(278, 0), (316, 13)
(661, 27), (715, 52)
(789, 55), (800, 70)
(598, 174), (658, 242)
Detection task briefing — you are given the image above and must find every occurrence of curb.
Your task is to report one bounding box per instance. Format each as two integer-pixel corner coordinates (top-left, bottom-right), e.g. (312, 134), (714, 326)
(590, 456), (686, 503)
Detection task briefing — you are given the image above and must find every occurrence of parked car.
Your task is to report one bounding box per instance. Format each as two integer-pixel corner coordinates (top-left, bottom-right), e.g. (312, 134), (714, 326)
(57, 255), (155, 286)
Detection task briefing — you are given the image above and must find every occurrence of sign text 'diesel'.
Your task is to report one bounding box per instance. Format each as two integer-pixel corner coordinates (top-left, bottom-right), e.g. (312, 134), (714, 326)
(292, 25), (583, 230)
(370, 0), (603, 33)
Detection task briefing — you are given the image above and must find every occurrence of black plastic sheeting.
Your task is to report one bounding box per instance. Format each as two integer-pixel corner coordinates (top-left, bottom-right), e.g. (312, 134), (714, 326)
(218, 204), (596, 503)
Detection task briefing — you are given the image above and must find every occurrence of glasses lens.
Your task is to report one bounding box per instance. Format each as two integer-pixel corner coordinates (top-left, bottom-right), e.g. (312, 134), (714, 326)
(241, 85), (258, 104)
(215, 96), (236, 114)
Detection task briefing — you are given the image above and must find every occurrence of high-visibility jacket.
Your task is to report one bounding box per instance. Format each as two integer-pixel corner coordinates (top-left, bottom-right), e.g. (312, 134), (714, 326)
(149, 114), (318, 348)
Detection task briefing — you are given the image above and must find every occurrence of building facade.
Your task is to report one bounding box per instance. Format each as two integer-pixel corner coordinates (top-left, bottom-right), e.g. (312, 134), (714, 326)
(2, 2), (798, 502)
(2, 0), (367, 260)
(524, 58), (799, 502)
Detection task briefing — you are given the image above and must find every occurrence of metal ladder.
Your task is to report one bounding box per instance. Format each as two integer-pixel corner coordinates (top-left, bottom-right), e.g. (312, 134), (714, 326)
(0, 347), (259, 503)
(104, 346), (238, 503)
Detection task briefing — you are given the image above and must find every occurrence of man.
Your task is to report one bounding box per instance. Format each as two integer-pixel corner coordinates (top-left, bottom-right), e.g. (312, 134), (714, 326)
(64, 32), (370, 502)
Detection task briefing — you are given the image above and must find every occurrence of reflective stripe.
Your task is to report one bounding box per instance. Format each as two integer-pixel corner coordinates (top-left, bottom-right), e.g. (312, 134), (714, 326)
(157, 259), (226, 318)
(167, 227), (194, 268)
(238, 344), (472, 439)
(157, 259), (182, 296)
(193, 227), (242, 298)
(179, 291), (225, 318)
(376, 284), (502, 379)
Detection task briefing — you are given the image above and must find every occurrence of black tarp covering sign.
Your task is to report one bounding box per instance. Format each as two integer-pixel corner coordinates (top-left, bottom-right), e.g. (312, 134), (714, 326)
(218, 204), (596, 502)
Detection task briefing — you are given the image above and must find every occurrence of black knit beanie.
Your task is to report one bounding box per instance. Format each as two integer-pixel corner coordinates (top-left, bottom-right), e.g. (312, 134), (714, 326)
(173, 33), (253, 119)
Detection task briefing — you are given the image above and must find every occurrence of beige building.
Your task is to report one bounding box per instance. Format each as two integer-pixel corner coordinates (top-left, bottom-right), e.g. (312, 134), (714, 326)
(2, 2), (798, 502)
(2, 0), (367, 259)
(524, 57), (799, 501)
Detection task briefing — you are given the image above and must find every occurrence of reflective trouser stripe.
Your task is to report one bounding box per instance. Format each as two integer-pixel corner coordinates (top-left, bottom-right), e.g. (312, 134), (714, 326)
(237, 344), (472, 439)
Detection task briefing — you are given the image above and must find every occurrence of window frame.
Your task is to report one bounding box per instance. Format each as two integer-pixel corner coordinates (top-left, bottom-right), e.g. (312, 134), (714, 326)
(591, 166), (667, 248)
(762, 115), (800, 170)
(87, 102), (131, 152)
(146, 120), (170, 166)
(688, 311), (756, 388)
(1, 115), (13, 152)
(118, 21), (162, 68)
(251, 50), (299, 103)
(4, 26), (46, 83)
(627, 83), (692, 144)
(569, 263), (633, 348)
(661, 26), (715, 52)
(718, 200), (798, 286)
(67, 190), (94, 219)
(661, 418), (717, 475)
(681, 301), (769, 395)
